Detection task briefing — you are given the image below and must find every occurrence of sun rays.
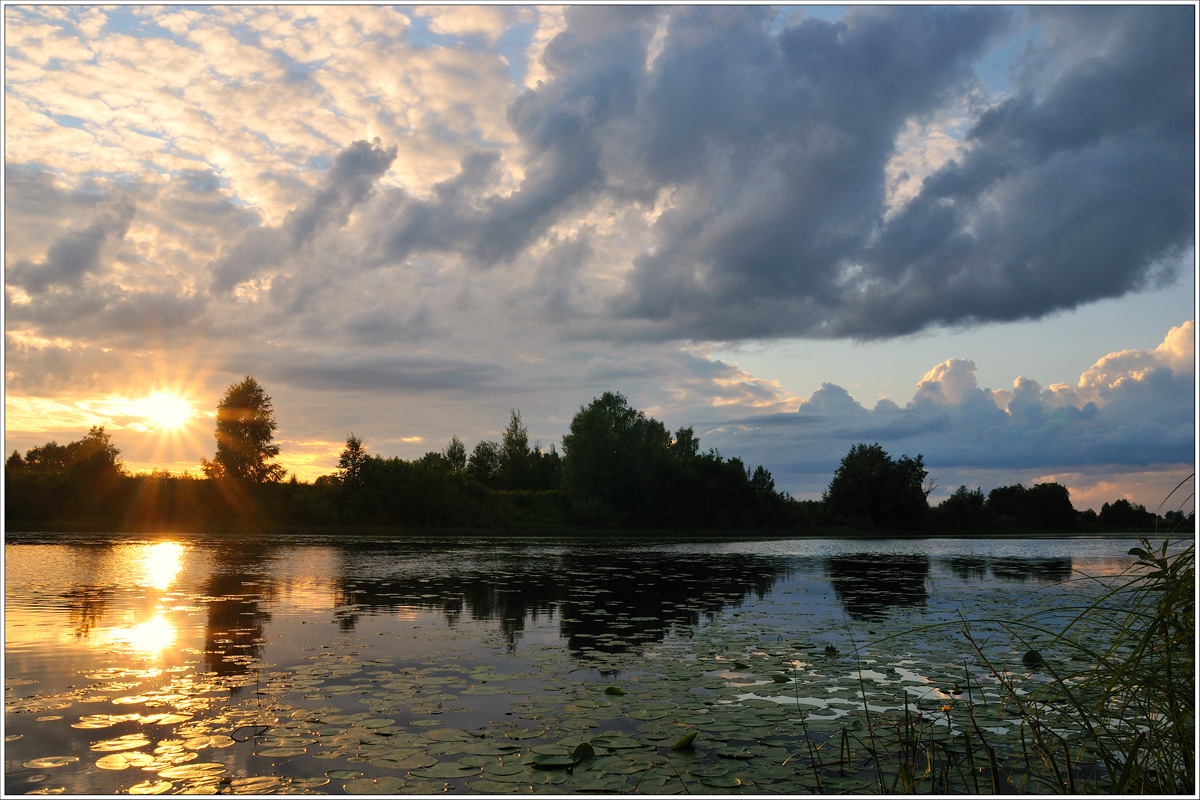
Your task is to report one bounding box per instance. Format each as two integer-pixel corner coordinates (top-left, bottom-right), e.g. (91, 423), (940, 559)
(128, 392), (193, 432)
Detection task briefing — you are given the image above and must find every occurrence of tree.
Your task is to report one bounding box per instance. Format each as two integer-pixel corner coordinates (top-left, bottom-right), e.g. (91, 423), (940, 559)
(67, 426), (125, 481)
(824, 443), (930, 530)
(202, 375), (285, 483)
(15, 426), (123, 479)
(937, 485), (986, 530)
(337, 433), (368, 488)
(987, 482), (1076, 529)
(468, 440), (501, 487)
(444, 435), (467, 473)
(749, 465), (776, 499)
(499, 409), (531, 490)
(1100, 498), (1157, 530)
(561, 391), (671, 524)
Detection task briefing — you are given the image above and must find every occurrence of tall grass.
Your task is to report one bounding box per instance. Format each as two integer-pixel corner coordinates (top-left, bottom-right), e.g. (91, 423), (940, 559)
(960, 478), (1195, 793)
(821, 478), (1196, 794)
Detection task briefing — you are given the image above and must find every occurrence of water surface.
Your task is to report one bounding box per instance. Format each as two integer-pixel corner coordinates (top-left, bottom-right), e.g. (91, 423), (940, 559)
(4, 533), (1141, 794)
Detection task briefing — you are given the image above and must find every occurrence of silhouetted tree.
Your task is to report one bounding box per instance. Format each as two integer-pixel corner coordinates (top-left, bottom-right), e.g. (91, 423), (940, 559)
(562, 391), (670, 524)
(671, 426), (700, 460)
(529, 443), (562, 491)
(201, 375), (285, 483)
(986, 482), (1076, 529)
(337, 433), (367, 488)
(1027, 482), (1076, 529)
(749, 464), (776, 499)
(499, 409), (531, 490)
(444, 435), (467, 473)
(1100, 498), (1157, 530)
(824, 443), (930, 529)
(468, 440), (501, 487)
(938, 485), (986, 530)
(5, 426), (127, 523)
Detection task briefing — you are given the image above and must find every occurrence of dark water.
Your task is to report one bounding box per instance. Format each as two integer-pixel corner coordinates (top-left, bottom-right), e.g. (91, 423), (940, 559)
(3, 533), (1141, 795)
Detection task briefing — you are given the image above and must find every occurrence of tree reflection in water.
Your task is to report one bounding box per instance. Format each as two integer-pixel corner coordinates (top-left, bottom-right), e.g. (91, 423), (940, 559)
(330, 545), (786, 660)
(62, 584), (110, 639)
(948, 556), (1073, 582)
(826, 554), (931, 620)
(201, 544), (275, 682)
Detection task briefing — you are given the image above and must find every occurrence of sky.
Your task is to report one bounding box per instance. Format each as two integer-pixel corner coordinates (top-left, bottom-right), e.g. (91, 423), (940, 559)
(3, 4), (1196, 513)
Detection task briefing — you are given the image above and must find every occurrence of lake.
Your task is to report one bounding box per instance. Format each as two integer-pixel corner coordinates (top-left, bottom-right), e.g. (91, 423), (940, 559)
(4, 532), (1144, 794)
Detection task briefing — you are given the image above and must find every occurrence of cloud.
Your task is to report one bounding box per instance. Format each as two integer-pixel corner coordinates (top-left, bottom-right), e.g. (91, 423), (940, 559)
(210, 138), (397, 292)
(414, 5), (515, 45)
(706, 322), (1195, 503)
(2, 6), (1192, 499)
(8, 6), (1191, 344)
(7, 197), (136, 293)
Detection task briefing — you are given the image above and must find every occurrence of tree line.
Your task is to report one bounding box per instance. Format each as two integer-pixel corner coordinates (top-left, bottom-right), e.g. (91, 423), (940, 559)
(5, 376), (1192, 534)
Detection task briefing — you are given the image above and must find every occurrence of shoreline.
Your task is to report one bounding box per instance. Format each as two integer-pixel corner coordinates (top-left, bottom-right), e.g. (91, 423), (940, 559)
(4, 525), (1182, 543)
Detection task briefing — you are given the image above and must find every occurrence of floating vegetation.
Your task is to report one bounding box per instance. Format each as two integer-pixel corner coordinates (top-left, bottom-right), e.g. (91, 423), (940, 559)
(21, 757), (78, 769)
(7, 534), (1176, 794)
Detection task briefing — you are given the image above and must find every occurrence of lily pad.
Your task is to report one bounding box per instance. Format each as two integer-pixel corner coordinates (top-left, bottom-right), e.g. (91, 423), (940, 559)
(409, 762), (484, 779)
(344, 776), (406, 794)
(627, 708), (669, 720)
(22, 757), (79, 769)
(95, 752), (155, 770)
(157, 762), (228, 780)
(127, 781), (174, 794)
(422, 728), (472, 742)
(91, 734), (151, 752)
(183, 735), (235, 750)
(255, 746), (307, 757)
(230, 776), (281, 793)
(671, 731), (698, 751)
(590, 736), (641, 750)
(369, 753), (438, 770)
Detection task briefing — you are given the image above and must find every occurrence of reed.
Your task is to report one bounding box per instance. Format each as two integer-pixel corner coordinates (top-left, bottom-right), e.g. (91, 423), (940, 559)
(960, 477), (1194, 794)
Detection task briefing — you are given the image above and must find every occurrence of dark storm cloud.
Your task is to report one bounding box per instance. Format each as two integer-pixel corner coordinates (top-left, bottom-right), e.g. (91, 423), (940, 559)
(379, 6), (660, 270)
(847, 6), (1195, 337)
(365, 5), (1189, 342)
(210, 138), (397, 292)
(610, 4), (1191, 340)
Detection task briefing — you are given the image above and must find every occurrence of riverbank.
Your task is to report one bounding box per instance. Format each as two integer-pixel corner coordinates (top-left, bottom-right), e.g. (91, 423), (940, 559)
(4, 523), (1177, 544)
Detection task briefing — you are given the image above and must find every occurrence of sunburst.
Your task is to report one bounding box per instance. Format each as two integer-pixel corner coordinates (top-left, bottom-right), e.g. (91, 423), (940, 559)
(131, 392), (193, 431)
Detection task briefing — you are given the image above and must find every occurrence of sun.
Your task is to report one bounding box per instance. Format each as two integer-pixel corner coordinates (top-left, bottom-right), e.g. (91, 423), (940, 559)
(132, 392), (193, 431)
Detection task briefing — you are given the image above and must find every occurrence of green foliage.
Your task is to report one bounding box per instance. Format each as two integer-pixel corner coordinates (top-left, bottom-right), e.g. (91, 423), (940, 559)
(561, 391), (668, 524)
(443, 435), (467, 473)
(498, 409), (531, 490)
(937, 485), (986, 530)
(961, 532), (1195, 793)
(202, 375), (285, 483)
(561, 391), (786, 528)
(1099, 497), (1159, 529)
(467, 440), (501, 487)
(985, 482), (1076, 529)
(336, 433), (367, 488)
(5, 426), (126, 524)
(825, 443), (930, 529)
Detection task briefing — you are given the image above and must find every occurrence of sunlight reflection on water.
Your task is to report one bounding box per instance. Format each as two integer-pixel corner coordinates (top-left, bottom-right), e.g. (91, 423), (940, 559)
(2, 533), (1156, 795)
(105, 614), (176, 656)
(139, 542), (185, 590)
